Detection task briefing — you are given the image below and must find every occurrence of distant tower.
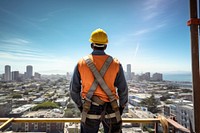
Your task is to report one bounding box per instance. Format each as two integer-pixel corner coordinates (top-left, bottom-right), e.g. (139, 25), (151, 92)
(12, 71), (19, 81)
(4, 65), (11, 81)
(26, 65), (33, 79)
(34, 72), (41, 79)
(127, 64), (132, 80)
(66, 72), (70, 80)
(144, 72), (151, 81)
(152, 73), (163, 81)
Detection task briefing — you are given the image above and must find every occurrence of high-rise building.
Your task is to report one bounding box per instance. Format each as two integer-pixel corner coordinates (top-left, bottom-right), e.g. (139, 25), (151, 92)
(151, 73), (163, 81)
(66, 72), (71, 81)
(139, 72), (151, 81)
(26, 65), (33, 79)
(12, 71), (20, 81)
(4, 65), (11, 81)
(127, 64), (132, 80)
(144, 72), (151, 81)
(34, 72), (41, 79)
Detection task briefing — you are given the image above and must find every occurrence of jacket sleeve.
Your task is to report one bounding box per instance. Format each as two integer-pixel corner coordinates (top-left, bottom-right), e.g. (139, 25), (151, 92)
(70, 64), (83, 108)
(114, 64), (128, 108)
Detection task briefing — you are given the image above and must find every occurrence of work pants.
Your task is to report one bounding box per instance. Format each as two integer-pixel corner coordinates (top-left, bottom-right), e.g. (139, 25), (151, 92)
(81, 103), (122, 133)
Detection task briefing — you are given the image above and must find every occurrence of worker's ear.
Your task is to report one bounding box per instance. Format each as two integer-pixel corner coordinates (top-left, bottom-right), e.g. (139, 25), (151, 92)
(103, 45), (107, 50)
(91, 43), (94, 49)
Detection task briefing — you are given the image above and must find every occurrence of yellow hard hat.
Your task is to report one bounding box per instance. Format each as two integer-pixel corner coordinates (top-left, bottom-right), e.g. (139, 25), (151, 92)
(89, 28), (108, 44)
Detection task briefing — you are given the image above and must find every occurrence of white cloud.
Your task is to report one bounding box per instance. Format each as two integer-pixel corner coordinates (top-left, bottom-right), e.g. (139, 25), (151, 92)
(0, 38), (77, 74)
(48, 8), (67, 17)
(134, 42), (140, 58)
(0, 38), (44, 58)
(130, 21), (167, 37)
(143, 0), (161, 11)
(1, 38), (30, 44)
(0, 51), (76, 74)
(131, 28), (151, 36)
(142, 0), (174, 21)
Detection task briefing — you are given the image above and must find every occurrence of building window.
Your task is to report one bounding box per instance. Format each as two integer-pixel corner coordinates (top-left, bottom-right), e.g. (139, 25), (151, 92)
(34, 123), (38, 130)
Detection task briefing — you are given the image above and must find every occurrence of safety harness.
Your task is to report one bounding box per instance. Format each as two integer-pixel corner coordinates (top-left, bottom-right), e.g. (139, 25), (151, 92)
(81, 55), (121, 123)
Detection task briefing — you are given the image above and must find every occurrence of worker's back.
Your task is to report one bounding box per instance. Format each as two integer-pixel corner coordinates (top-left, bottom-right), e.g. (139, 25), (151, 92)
(70, 28), (128, 133)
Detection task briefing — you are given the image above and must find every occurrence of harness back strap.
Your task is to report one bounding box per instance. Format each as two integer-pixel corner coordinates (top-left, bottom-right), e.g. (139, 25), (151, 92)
(82, 55), (121, 123)
(86, 55), (113, 100)
(81, 55), (113, 123)
(83, 56), (115, 101)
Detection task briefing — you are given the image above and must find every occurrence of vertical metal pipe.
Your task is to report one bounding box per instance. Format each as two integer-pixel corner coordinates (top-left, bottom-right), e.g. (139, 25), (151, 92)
(154, 122), (158, 133)
(189, 0), (200, 132)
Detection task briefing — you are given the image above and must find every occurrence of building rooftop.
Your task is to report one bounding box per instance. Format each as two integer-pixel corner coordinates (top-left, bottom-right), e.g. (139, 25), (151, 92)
(179, 103), (194, 110)
(33, 97), (45, 102)
(10, 104), (36, 114)
(22, 109), (64, 118)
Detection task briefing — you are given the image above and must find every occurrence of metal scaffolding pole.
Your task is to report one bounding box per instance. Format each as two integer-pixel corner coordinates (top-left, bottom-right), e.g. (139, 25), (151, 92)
(188, 0), (200, 132)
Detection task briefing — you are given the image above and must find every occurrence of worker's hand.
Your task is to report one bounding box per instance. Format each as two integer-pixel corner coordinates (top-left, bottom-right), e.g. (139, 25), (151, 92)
(119, 106), (124, 115)
(78, 106), (83, 112)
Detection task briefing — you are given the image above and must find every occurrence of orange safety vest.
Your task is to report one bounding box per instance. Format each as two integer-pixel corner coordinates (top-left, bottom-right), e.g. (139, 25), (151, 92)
(78, 54), (120, 102)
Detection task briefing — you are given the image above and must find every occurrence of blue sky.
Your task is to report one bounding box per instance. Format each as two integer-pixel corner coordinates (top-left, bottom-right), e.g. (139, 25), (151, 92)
(0, 0), (191, 74)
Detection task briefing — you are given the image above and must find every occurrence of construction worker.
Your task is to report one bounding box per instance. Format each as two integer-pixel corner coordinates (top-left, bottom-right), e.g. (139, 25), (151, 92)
(70, 28), (128, 133)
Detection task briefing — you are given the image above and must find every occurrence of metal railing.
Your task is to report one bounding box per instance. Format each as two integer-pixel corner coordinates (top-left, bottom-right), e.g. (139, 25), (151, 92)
(0, 116), (190, 133)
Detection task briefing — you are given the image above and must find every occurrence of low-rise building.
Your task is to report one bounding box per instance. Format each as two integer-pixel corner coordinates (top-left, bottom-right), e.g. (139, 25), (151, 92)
(128, 107), (155, 131)
(0, 101), (12, 117)
(176, 103), (194, 130)
(9, 104), (35, 117)
(164, 104), (176, 117)
(163, 99), (194, 130)
(33, 97), (45, 104)
(12, 109), (64, 133)
(55, 97), (69, 106)
(129, 93), (161, 107)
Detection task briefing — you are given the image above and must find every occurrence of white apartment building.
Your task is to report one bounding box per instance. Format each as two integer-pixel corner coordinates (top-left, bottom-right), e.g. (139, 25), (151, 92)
(176, 103), (194, 130)
(129, 93), (161, 107)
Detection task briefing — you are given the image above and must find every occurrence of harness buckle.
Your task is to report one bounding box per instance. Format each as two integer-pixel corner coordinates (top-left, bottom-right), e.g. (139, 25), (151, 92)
(110, 100), (119, 111)
(83, 99), (91, 112)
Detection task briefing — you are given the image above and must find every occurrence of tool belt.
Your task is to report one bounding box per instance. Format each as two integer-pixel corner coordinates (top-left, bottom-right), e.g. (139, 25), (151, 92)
(87, 112), (116, 119)
(82, 97), (121, 122)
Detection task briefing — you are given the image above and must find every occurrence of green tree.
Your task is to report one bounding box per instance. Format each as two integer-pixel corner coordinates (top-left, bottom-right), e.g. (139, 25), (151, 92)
(32, 101), (59, 111)
(160, 94), (171, 101)
(23, 91), (29, 95)
(64, 109), (74, 118)
(140, 94), (160, 114)
(12, 94), (22, 98)
(72, 108), (81, 117)
(67, 103), (75, 109)
(39, 86), (43, 91)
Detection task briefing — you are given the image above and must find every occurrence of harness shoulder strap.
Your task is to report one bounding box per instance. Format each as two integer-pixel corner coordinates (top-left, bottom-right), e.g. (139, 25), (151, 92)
(84, 55), (113, 100)
(83, 55), (115, 101)
(82, 55), (121, 123)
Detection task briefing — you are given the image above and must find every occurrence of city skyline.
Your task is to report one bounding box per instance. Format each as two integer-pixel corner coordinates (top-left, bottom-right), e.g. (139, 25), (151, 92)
(1, 64), (42, 81)
(0, 0), (191, 74)
(1, 64), (192, 82)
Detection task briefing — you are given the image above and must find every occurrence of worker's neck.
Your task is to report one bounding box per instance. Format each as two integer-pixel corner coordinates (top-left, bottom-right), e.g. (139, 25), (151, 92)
(92, 50), (106, 55)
